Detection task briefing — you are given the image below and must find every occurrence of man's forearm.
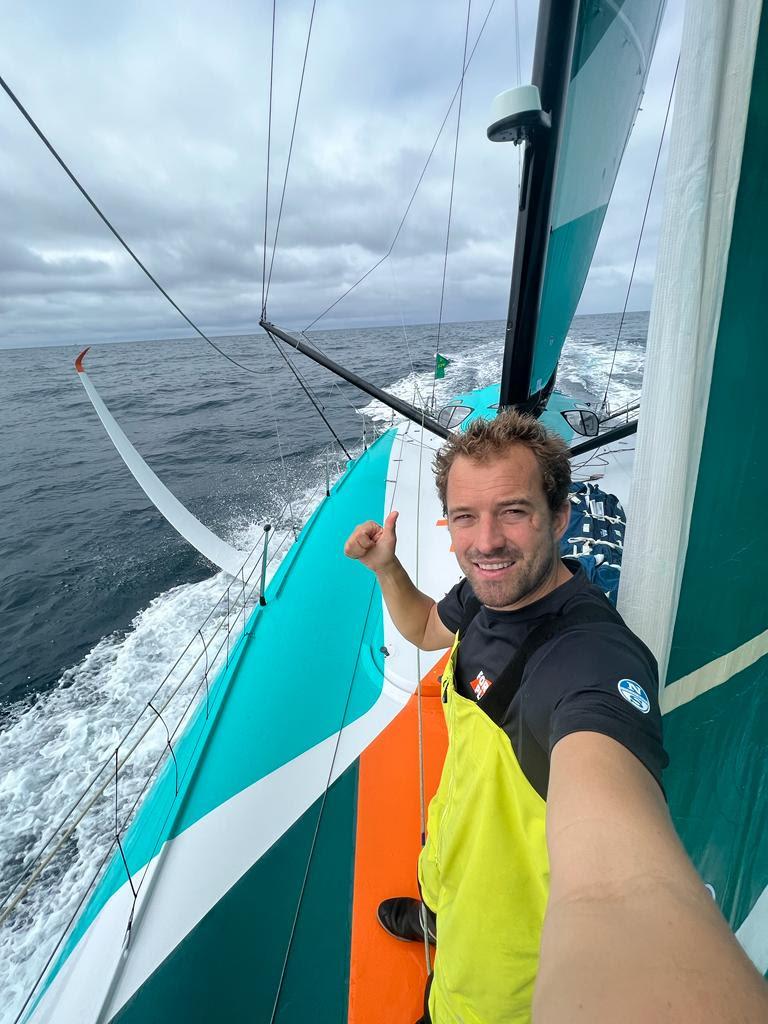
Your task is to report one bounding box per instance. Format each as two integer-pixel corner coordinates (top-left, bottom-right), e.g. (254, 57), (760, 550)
(375, 558), (436, 649)
(534, 878), (768, 1023)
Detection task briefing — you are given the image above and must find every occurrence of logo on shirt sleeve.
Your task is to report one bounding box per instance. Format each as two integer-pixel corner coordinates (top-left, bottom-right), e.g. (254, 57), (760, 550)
(617, 678), (651, 714)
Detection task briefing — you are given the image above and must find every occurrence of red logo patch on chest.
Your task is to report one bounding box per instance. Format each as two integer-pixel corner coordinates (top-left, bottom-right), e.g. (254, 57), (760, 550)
(470, 670), (493, 699)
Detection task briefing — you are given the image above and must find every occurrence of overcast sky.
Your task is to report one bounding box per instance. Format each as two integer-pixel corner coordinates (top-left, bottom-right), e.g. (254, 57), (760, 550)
(0, 0), (683, 349)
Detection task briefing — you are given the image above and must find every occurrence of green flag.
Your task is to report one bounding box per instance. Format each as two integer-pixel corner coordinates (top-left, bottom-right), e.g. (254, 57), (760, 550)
(435, 353), (450, 379)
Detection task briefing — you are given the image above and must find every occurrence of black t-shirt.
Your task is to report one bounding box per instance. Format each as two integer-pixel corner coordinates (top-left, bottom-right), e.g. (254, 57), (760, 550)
(437, 560), (668, 798)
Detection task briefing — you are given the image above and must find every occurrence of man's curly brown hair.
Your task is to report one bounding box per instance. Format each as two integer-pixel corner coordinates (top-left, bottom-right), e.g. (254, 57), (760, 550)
(433, 409), (571, 515)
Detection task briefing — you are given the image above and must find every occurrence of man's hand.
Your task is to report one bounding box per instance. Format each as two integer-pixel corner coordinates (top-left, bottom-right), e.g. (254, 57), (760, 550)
(343, 510), (452, 651)
(344, 511), (399, 575)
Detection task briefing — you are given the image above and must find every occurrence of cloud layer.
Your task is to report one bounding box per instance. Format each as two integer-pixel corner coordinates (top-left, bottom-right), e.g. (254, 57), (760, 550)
(0, 0), (683, 349)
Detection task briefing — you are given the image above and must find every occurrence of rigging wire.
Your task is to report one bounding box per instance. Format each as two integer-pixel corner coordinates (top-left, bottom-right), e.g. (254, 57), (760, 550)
(600, 57), (679, 414)
(265, 357), (298, 539)
(264, 327), (352, 458)
(297, 329), (365, 419)
(430, 0), (473, 411)
(389, 261), (428, 410)
(267, 586), (376, 1024)
(264, 0), (319, 310)
(262, 0), (278, 318)
(302, 0), (498, 334)
(0, 73), (263, 379)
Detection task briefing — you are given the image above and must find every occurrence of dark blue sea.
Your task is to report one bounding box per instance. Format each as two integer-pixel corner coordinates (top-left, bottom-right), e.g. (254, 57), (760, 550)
(0, 311), (647, 1015)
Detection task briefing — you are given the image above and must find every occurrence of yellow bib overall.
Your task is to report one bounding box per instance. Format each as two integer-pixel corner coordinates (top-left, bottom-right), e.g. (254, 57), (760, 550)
(418, 632), (549, 1023)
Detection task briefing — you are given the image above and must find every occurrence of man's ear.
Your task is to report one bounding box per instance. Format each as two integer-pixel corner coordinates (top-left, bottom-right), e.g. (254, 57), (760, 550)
(554, 500), (571, 542)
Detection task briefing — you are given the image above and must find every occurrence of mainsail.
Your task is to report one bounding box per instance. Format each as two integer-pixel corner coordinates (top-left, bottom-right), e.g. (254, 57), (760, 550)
(620, 0), (768, 970)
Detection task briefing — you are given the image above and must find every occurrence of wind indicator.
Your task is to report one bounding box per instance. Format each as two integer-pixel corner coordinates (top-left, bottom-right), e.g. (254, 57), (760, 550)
(435, 353), (451, 380)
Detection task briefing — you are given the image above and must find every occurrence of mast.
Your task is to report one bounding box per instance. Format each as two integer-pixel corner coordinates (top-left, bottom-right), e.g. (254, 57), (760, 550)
(497, 0), (580, 413)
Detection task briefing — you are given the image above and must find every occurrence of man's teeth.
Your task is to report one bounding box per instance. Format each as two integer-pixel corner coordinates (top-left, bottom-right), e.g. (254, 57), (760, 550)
(476, 561), (513, 570)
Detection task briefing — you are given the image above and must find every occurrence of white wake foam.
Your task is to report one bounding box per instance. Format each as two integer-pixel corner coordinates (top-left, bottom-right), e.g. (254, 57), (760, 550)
(0, 479), (331, 1024)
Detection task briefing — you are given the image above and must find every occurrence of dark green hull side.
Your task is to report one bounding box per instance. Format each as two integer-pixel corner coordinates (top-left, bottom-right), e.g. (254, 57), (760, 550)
(112, 765), (359, 1023)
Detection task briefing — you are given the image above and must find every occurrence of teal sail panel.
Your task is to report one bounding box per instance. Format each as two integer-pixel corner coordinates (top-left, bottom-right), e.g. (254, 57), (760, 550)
(663, 0), (768, 952)
(618, 0), (768, 973)
(530, 0), (665, 394)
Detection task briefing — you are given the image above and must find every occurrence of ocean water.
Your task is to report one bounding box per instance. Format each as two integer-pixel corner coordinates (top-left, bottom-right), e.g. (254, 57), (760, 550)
(0, 311), (647, 1019)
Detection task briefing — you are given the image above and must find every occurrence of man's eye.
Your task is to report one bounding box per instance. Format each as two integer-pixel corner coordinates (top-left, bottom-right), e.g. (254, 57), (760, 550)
(451, 514), (471, 523)
(502, 508), (525, 517)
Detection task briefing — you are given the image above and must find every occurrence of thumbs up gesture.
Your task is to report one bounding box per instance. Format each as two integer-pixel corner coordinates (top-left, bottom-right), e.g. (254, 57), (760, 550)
(344, 511), (399, 574)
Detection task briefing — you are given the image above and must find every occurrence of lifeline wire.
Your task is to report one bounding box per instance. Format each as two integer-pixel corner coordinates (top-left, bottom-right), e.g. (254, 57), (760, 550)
(11, 499), (308, 1018)
(600, 57), (679, 413)
(0, 74), (262, 379)
(430, 0), (472, 411)
(302, 0), (497, 334)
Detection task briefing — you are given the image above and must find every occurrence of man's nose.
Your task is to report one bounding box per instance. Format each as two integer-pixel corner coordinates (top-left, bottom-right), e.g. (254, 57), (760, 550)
(475, 515), (505, 553)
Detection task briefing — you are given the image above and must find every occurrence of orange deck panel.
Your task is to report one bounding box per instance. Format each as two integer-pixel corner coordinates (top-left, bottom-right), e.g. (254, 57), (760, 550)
(348, 652), (450, 1024)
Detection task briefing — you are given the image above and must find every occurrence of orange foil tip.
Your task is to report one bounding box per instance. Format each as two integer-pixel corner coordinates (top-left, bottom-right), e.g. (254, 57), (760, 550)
(75, 347), (91, 372)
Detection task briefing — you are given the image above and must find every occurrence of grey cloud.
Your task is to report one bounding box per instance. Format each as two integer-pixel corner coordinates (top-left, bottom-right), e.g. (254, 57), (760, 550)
(0, 0), (684, 348)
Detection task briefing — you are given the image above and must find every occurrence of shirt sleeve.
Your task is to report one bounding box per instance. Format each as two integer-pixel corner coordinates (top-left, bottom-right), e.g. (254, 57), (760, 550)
(436, 577), (471, 633)
(523, 624), (669, 789)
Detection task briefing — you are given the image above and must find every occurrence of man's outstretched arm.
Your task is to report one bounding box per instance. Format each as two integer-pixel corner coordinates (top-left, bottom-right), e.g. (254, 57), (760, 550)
(534, 731), (768, 1023)
(344, 511), (454, 651)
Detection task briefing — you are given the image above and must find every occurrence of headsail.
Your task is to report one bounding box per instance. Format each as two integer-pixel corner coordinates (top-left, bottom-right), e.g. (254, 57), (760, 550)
(499, 0), (666, 409)
(530, 0), (666, 398)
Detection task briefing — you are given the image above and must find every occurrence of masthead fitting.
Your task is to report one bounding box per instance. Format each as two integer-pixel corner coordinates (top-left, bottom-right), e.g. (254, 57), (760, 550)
(487, 85), (550, 144)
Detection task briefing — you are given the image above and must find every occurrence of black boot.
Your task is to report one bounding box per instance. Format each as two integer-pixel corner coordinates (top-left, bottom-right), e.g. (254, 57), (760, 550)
(376, 896), (436, 944)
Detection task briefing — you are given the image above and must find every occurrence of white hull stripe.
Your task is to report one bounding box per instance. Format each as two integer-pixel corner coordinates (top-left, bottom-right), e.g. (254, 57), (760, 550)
(26, 677), (414, 1024)
(661, 627), (768, 714)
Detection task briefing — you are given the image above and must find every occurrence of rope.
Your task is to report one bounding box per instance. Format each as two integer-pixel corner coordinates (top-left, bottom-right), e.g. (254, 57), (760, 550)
(261, 0), (278, 318)
(413, 409), (432, 975)
(600, 57), (679, 413)
(0, 73), (263, 379)
(303, 0), (497, 334)
(430, 0), (472, 411)
(264, 326), (352, 458)
(264, 0), (319, 310)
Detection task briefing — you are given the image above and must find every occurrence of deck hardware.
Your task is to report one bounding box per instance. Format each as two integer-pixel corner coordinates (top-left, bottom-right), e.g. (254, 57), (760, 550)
(260, 525), (272, 606)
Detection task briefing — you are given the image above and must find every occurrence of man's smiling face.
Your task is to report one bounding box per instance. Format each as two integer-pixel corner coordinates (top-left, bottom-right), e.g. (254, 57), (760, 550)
(446, 446), (570, 610)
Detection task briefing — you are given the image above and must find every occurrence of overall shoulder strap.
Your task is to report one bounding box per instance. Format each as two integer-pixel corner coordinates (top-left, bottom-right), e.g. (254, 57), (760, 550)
(479, 598), (621, 722)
